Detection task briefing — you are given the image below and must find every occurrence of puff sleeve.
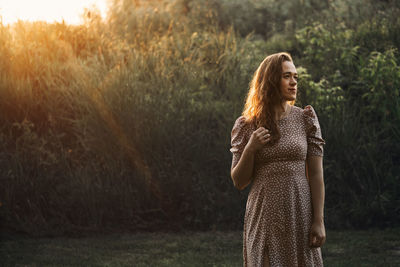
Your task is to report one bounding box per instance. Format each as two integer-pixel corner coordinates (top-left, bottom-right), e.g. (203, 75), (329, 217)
(230, 116), (252, 169)
(303, 105), (325, 157)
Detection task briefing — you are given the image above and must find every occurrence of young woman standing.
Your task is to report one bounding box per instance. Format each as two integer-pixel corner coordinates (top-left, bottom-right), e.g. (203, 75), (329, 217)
(230, 52), (326, 266)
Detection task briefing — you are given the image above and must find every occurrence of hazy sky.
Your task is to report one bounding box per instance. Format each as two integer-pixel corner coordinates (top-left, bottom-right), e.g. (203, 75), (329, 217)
(0, 0), (108, 25)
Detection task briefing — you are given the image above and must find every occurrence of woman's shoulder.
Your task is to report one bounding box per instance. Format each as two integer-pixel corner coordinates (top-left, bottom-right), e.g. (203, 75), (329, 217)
(234, 115), (246, 124)
(299, 105), (322, 133)
(232, 116), (254, 133)
(233, 115), (249, 127)
(291, 105), (318, 118)
(302, 105), (318, 118)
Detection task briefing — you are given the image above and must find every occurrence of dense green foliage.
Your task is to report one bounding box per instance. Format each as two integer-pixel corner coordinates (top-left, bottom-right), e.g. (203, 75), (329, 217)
(0, 0), (399, 234)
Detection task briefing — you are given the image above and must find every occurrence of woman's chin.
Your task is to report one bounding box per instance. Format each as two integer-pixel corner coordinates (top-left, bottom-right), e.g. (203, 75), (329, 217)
(285, 96), (296, 101)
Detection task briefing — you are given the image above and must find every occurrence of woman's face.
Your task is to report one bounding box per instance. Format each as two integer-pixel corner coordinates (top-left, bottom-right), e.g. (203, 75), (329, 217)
(280, 61), (298, 101)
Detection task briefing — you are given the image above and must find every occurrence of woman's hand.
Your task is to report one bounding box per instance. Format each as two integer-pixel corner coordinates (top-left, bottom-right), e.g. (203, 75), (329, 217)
(245, 127), (271, 153)
(309, 221), (326, 248)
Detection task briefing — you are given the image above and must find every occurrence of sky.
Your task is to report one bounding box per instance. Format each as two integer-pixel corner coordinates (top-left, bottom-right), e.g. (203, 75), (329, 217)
(0, 0), (108, 25)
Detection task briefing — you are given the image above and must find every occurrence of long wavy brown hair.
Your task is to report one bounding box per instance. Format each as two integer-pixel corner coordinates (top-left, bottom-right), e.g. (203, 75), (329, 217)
(242, 52), (295, 144)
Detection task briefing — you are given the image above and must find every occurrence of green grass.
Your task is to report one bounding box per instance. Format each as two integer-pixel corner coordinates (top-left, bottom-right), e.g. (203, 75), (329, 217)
(1, 228), (399, 266)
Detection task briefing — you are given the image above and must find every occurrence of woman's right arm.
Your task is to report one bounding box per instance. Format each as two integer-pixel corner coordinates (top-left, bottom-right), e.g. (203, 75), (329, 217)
(231, 127), (270, 190)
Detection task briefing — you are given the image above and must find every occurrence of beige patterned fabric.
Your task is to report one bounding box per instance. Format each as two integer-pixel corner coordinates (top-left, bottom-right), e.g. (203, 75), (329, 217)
(230, 105), (325, 267)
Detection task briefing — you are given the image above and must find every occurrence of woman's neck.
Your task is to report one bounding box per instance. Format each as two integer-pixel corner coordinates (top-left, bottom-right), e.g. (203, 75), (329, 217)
(274, 101), (291, 121)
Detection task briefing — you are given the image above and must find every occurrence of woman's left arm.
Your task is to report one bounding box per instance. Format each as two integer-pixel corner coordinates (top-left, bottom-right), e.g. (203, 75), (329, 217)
(307, 155), (326, 248)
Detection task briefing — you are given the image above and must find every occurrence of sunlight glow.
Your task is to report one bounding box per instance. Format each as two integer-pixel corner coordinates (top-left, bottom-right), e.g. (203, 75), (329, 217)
(0, 0), (108, 25)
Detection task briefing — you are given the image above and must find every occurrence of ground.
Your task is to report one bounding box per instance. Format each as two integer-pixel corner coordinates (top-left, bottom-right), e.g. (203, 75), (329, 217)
(1, 228), (399, 266)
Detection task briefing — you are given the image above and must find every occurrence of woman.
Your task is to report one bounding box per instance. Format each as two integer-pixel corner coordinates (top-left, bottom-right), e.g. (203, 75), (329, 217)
(230, 52), (326, 267)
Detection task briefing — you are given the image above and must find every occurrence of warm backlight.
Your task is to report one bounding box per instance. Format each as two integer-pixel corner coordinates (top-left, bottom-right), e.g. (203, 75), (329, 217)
(0, 0), (107, 25)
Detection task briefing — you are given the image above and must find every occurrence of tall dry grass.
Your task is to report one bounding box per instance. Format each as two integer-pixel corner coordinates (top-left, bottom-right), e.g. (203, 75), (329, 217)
(0, 1), (266, 234)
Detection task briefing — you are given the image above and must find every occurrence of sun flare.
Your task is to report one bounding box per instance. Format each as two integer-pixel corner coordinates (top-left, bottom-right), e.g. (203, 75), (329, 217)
(0, 0), (107, 25)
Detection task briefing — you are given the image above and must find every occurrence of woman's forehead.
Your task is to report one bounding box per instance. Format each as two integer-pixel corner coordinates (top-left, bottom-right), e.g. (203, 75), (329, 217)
(282, 61), (297, 73)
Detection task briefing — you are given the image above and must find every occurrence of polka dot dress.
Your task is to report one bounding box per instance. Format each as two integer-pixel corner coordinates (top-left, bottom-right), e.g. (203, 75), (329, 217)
(230, 105), (325, 267)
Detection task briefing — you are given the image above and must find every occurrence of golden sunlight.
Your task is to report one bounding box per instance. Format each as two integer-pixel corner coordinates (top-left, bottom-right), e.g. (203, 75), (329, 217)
(0, 0), (107, 25)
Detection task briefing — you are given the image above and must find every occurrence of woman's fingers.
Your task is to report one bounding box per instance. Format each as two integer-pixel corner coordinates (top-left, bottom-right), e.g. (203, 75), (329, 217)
(310, 235), (317, 247)
(256, 127), (269, 134)
(256, 127), (270, 137)
(257, 130), (270, 144)
(310, 234), (320, 247)
(249, 127), (271, 151)
(310, 232), (325, 247)
(309, 220), (326, 248)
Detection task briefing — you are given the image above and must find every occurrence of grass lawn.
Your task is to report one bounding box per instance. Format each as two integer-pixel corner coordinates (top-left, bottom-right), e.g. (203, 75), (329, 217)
(1, 228), (399, 266)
